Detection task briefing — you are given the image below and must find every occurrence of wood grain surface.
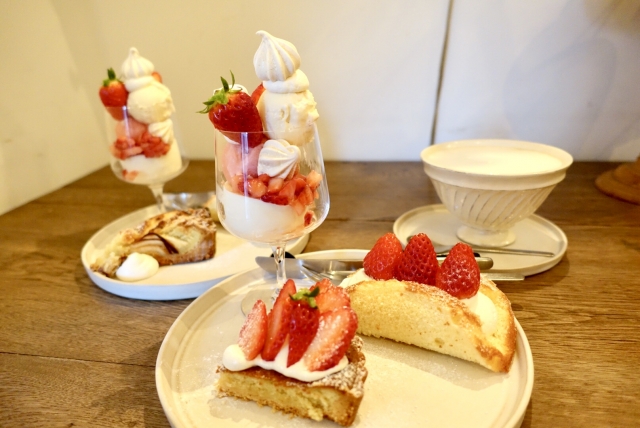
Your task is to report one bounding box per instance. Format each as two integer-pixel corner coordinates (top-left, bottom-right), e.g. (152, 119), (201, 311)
(1, 161), (638, 427)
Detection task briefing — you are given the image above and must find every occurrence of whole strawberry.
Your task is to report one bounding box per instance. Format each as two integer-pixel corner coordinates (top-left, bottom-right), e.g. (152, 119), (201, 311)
(363, 233), (403, 280)
(394, 233), (439, 285)
(199, 72), (264, 147)
(435, 242), (480, 299)
(99, 68), (128, 120)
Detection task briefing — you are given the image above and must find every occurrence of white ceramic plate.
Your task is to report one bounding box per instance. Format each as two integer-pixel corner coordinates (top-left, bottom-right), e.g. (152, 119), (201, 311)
(81, 205), (308, 300)
(156, 249), (533, 428)
(394, 204), (567, 276)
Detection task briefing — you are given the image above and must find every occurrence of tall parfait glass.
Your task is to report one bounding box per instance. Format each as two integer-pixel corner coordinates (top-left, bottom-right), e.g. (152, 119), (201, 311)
(213, 123), (329, 314)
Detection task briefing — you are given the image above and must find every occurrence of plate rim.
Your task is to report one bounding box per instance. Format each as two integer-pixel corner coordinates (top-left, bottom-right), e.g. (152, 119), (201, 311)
(393, 203), (567, 276)
(80, 205), (308, 300)
(155, 249), (534, 428)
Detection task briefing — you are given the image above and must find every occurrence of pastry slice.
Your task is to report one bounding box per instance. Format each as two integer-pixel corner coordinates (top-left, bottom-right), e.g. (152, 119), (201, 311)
(91, 208), (216, 278)
(216, 279), (367, 426)
(341, 232), (517, 373)
(344, 276), (516, 372)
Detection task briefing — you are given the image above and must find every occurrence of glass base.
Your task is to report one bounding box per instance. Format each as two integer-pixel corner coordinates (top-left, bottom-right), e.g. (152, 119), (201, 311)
(456, 225), (516, 248)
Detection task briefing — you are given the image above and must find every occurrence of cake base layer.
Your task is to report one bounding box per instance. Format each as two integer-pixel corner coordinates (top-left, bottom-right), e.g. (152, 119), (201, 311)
(216, 336), (367, 426)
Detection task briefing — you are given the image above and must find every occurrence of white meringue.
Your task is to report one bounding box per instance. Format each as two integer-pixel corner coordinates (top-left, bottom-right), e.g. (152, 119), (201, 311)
(257, 139), (301, 179)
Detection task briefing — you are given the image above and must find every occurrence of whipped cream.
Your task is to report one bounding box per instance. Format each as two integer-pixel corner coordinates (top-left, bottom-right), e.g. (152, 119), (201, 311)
(148, 119), (175, 145)
(257, 139), (301, 179)
(254, 31), (301, 82)
(340, 269), (498, 335)
(121, 47), (154, 80)
(120, 141), (183, 184)
(217, 184), (305, 242)
(253, 32), (319, 145)
(223, 339), (348, 382)
(115, 252), (159, 281)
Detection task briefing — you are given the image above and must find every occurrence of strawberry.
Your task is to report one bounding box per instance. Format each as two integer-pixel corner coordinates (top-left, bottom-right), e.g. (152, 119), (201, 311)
(288, 288), (320, 367)
(238, 300), (268, 360)
(152, 71), (162, 82)
(251, 83), (265, 105)
(435, 242), (480, 299)
(363, 233), (403, 280)
(394, 233), (439, 285)
(303, 307), (358, 371)
(99, 68), (128, 112)
(199, 72), (265, 147)
(261, 279), (296, 361)
(314, 283), (351, 313)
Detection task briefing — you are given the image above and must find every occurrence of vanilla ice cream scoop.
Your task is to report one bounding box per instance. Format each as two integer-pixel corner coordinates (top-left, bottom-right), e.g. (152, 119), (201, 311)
(254, 31), (301, 82)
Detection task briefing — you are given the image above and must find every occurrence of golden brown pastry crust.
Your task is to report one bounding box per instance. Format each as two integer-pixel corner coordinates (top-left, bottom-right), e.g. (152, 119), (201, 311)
(345, 277), (517, 373)
(91, 208), (216, 278)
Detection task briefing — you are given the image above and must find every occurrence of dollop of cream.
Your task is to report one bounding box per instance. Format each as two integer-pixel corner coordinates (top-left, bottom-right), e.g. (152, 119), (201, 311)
(115, 252), (159, 281)
(148, 119), (175, 144)
(263, 69), (309, 94)
(257, 139), (301, 179)
(121, 47), (154, 80)
(222, 340), (348, 382)
(254, 30), (301, 82)
(339, 269), (498, 335)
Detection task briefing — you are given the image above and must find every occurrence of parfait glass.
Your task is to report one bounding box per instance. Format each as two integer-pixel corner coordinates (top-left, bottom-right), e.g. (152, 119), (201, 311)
(213, 123), (330, 314)
(105, 106), (189, 212)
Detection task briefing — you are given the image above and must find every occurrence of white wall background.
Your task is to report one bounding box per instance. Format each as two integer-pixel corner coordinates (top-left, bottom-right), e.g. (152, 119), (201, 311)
(1, 0), (639, 215)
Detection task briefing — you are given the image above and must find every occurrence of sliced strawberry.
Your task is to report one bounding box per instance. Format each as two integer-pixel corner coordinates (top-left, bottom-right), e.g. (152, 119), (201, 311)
(315, 284), (351, 313)
(138, 132), (170, 158)
(394, 233), (439, 285)
(310, 278), (333, 294)
(261, 279), (296, 361)
(303, 307), (358, 371)
(238, 300), (267, 360)
(199, 72), (265, 147)
(304, 211), (313, 226)
(99, 68), (128, 108)
(363, 233), (404, 280)
(152, 71), (163, 83)
(267, 177), (285, 194)
(435, 242), (480, 298)
(247, 177), (267, 198)
(287, 297), (320, 367)
(251, 83), (265, 105)
(278, 180), (297, 204)
(306, 170), (323, 190)
(261, 193), (289, 205)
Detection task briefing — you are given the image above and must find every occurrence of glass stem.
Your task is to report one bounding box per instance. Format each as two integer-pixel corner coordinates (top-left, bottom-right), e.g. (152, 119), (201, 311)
(149, 183), (165, 213)
(272, 244), (287, 299)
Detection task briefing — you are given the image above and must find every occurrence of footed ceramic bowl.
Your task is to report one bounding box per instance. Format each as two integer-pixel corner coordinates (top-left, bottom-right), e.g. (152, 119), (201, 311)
(421, 139), (573, 247)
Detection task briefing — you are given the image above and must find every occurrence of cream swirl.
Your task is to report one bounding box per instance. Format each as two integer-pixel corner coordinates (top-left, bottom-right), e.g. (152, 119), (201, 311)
(121, 47), (154, 80)
(263, 69), (310, 94)
(253, 30), (301, 82)
(148, 119), (175, 145)
(257, 139), (300, 179)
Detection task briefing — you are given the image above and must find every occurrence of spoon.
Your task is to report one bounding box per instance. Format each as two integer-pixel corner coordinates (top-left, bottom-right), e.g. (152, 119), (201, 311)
(408, 236), (555, 257)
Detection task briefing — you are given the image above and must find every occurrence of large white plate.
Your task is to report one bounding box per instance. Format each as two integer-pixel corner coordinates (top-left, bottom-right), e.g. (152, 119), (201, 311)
(156, 249), (534, 428)
(81, 205), (308, 300)
(394, 204), (567, 276)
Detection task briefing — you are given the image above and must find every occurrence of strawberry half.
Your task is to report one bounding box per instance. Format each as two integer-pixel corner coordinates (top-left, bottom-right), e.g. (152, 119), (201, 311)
(261, 279), (296, 361)
(394, 233), (439, 285)
(199, 72), (265, 147)
(435, 242), (480, 298)
(288, 288), (320, 367)
(363, 233), (403, 280)
(251, 83), (265, 106)
(303, 307), (358, 372)
(238, 300), (268, 360)
(99, 68), (128, 120)
(314, 282), (351, 313)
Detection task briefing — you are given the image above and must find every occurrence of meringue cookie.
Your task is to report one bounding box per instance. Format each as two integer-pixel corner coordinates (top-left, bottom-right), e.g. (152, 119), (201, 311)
(257, 139), (301, 179)
(148, 119), (175, 145)
(121, 47), (154, 80)
(253, 30), (301, 82)
(263, 69), (310, 94)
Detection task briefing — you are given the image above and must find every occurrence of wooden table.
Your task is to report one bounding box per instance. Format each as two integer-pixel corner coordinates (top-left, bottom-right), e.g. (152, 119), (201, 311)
(1, 161), (638, 427)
